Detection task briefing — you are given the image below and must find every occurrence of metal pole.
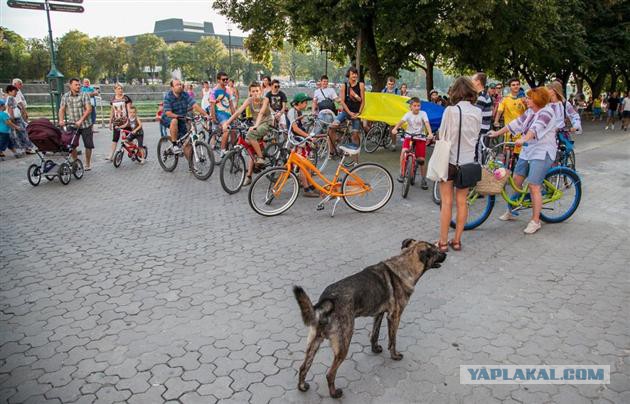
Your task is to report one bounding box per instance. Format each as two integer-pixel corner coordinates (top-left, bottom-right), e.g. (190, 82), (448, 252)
(325, 49), (328, 77)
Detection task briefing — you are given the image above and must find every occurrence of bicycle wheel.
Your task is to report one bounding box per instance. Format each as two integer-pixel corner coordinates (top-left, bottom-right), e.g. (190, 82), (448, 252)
(209, 133), (222, 163)
(382, 130), (393, 148)
(314, 138), (329, 171)
(449, 189), (495, 230)
(363, 126), (381, 153)
(401, 156), (413, 199)
(191, 141), (215, 180)
(540, 167), (581, 223)
(72, 159), (84, 179)
(141, 146), (148, 160)
(157, 137), (178, 172)
(343, 163), (393, 212)
(27, 164), (41, 186)
(113, 150), (123, 168)
(220, 149), (246, 194)
(248, 167), (299, 216)
(432, 181), (441, 205)
(566, 150), (576, 171)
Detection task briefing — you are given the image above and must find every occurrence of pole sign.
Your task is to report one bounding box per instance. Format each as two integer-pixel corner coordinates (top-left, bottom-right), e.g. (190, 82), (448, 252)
(7, 0), (45, 10)
(49, 2), (83, 12)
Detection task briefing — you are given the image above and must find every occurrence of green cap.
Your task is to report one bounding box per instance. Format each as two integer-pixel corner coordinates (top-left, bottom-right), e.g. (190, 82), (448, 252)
(291, 92), (312, 105)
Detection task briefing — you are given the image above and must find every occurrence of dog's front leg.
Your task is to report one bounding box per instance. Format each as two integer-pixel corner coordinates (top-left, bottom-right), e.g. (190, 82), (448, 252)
(387, 312), (403, 360)
(370, 313), (384, 353)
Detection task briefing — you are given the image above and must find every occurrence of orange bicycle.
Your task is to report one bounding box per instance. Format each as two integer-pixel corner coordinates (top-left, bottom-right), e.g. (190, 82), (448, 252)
(248, 136), (394, 217)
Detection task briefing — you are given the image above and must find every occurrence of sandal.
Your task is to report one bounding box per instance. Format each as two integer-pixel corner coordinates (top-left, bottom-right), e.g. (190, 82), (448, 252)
(435, 240), (449, 253)
(448, 239), (462, 251)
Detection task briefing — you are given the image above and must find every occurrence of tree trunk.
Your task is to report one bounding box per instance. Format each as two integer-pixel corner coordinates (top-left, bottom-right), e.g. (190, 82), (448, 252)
(608, 69), (618, 93)
(575, 77), (584, 95)
(425, 58), (434, 100)
(361, 20), (387, 91)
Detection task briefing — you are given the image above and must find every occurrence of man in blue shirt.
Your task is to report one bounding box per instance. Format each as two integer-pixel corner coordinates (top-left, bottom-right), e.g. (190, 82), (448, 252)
(81, 78), (99, 132)
(161, 79), (209, 153)
(381, 76), (400, 95)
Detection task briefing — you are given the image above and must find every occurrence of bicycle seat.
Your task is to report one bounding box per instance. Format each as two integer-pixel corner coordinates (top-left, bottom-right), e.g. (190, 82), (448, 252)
(339, 143), (360, 156)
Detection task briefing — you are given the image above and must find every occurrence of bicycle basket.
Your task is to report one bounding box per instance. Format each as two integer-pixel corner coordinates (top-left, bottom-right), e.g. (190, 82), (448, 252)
(475, 167), (509, 195)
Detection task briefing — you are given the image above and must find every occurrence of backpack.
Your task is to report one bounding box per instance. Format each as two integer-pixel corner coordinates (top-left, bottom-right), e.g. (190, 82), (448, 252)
(317, 89), (336, 112)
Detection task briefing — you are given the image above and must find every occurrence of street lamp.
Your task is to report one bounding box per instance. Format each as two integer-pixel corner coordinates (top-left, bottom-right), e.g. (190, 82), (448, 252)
(320, 44), (330, 76)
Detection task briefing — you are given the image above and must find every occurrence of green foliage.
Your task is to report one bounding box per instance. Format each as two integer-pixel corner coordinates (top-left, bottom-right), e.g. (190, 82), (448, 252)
(0, 27), (29, 80)
(133, 33), (167, 76)
(57, 30), (92, 79)
(194, 36), (228, 79)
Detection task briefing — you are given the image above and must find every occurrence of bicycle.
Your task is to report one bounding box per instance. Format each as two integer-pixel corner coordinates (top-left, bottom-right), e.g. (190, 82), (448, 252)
(451, 141), (582, 230)
(112, 128), (148, 168)
(363, 121), (393, 153)
(554, 129), (576, 170)
(248, 134), (394, 217)
(156, 115), (215, 180)
(398, 131), (429, 198)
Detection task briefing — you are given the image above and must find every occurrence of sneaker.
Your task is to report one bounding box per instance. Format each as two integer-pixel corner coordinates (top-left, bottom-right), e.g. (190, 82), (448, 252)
(605, 126), (609, 130)
(389, 144), (396, 152)
(499, 211), (516, 221)
(421, 178), (428, 190)
(255, 157), (266, 166)
(523, 220), (542, 234)
(172, 145), (182, 155)
(611, 124), (615, 130)
(397, 175), (404, 183)
(243, 176), (252, 186)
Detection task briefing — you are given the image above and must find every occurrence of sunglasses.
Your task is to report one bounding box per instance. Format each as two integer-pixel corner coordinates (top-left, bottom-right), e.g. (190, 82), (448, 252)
(273, 85), (279, 88)
(221, 78), (229, 82)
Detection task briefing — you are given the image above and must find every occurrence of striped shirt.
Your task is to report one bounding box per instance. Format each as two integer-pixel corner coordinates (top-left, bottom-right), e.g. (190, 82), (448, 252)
(475, 90), (493, 135)
(549, 101), (581, 132)
(507, 105), (557, 161)
(60, 91), (92, 129)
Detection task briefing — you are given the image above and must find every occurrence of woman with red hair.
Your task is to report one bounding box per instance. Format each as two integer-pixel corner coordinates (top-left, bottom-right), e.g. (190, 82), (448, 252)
(488, 87), (557, 234)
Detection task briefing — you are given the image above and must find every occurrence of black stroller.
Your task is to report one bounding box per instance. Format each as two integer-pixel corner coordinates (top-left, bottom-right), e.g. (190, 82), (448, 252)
(26, 118), (84, 186)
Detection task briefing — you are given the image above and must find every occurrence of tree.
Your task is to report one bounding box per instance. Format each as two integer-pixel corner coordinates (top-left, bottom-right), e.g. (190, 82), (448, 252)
(57, 30), (93, 78)
(168, 42), (194, 79)
(0, 27), (28, 81)
(91, 36), (129, 82)
(24, 38), (51, 81)
(279, 42), (308, 82)
(193, 36), (228, 80)
(132, 34), (167, 80)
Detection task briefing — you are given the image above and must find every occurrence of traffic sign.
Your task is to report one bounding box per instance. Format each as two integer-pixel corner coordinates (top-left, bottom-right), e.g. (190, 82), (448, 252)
(7, 0), (45, 10)
(49, 2), (83, 12)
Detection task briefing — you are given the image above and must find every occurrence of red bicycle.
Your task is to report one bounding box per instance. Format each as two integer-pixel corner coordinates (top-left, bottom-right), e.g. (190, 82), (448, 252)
(113, 128), (148, 167)
(400, 131), (429, 198)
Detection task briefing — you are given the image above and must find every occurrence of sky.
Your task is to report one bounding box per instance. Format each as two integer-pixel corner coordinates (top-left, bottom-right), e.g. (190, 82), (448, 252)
(0, 0), (245, 39)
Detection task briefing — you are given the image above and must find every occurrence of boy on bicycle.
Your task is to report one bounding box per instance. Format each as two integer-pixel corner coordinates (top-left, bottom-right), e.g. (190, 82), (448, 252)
(391, 97), (433, 189)
(287, 93), (319, 198)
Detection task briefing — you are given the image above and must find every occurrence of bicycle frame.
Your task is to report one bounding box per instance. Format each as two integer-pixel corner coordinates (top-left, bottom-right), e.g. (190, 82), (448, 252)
(270, 151), (370, 198)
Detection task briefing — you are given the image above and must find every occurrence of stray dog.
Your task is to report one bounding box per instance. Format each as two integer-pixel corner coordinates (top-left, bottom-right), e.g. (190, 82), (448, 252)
(293, 239), (446, 398)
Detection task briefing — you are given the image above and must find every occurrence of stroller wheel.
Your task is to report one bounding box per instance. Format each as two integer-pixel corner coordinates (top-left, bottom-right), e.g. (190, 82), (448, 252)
(113, 150), (123, 168)
(72, 159), (84, 179)
(27, 164), (42, 186)
(58, 162), (72, 185)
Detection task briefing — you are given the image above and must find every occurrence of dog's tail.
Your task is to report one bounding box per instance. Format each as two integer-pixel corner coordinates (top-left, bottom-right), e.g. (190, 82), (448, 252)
(293, 286), (316, 326)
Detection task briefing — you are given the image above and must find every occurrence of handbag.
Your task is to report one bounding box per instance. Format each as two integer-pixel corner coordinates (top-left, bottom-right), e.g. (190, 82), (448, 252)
(476, 167), (509, 195)
(317, 89), (336, 112)
(454, 105), (482, 188)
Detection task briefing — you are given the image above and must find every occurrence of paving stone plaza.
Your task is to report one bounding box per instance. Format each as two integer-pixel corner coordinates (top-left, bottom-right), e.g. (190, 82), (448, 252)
(1, 122), (629, 403)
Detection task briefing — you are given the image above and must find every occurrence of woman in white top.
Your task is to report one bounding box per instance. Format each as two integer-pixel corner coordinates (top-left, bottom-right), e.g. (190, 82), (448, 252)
(437, 77), (482, 253)
(547, 81), (581, 134)
(201, 81), (211, 112)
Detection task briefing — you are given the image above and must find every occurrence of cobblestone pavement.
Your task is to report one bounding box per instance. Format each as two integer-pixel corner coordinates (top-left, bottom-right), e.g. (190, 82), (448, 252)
(1, 121), (628, 403)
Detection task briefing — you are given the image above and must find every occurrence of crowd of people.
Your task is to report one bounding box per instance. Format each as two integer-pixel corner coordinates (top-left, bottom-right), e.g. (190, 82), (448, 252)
(4, 71), (629, 244)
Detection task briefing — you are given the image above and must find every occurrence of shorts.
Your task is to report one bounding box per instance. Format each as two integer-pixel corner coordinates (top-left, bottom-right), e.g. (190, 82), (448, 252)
(78, 126), (94, 149)
(622, 110), (630, 118)
(607, 109), (616, 118)
(112, 128), (122, 143)
(126, 130), (144, 148)
(402, 135), (427, 159)
(247, 121), (271, 141)
(161, 116), (187, 139)
(334, 111), (361, 132)
(216, 112), (230, 125)
(593, 107), (601, 116)
(513, 155), (553, 185)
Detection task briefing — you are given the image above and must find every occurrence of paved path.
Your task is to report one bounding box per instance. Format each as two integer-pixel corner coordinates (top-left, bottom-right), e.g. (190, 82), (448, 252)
(0, 122), (628, 403)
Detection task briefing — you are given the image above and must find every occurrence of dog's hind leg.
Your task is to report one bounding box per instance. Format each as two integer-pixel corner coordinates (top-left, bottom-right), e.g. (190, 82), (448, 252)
(370, 313), (384, 353)
(387, 311), (403, 360)
(298, 327), (322, 392)
(327, 330), (351, 398)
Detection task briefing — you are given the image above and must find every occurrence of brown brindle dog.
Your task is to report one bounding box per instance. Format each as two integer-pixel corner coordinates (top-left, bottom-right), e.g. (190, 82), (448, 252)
(293, 239), (446, 398)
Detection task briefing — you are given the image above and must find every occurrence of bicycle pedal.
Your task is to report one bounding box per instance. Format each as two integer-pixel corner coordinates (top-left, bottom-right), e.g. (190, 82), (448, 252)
(316, 204), (325, 211)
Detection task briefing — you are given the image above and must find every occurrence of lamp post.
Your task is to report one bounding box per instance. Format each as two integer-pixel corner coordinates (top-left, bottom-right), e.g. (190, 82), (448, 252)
(44, 0), (64, 122)
(227, 28), (232, 74)
(320, 45), (329, 76)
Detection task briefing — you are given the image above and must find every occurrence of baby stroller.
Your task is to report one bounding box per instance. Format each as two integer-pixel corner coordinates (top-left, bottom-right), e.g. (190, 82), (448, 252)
(26, 118), (84, 186)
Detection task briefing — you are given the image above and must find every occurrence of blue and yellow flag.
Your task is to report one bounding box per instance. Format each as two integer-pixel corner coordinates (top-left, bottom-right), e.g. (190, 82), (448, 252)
(358, 93), (445, 132)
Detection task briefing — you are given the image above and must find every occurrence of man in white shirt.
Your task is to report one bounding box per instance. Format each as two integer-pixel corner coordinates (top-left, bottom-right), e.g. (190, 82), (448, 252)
(621, 91), (630, 131)
(312, 75), (339, 114)
(12, 78), (28, 121)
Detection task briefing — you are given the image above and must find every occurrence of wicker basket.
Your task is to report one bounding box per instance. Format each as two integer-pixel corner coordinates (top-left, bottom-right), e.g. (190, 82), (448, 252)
(475, 168), (509, 195)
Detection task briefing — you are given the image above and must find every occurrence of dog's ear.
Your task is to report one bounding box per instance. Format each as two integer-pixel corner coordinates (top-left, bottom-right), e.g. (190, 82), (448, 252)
(401, 239), (416, 249)
(420, 244), (442, 268)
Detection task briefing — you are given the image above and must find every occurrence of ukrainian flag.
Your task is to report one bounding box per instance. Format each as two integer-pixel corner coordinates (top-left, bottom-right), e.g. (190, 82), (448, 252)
(359, 93), (445, 132)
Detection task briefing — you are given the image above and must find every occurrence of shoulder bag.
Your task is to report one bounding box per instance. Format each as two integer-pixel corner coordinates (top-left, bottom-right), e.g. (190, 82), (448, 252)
(454, 105), (482, 188)
(426, 108), (452, 182)
(317, 89), (336, 112)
